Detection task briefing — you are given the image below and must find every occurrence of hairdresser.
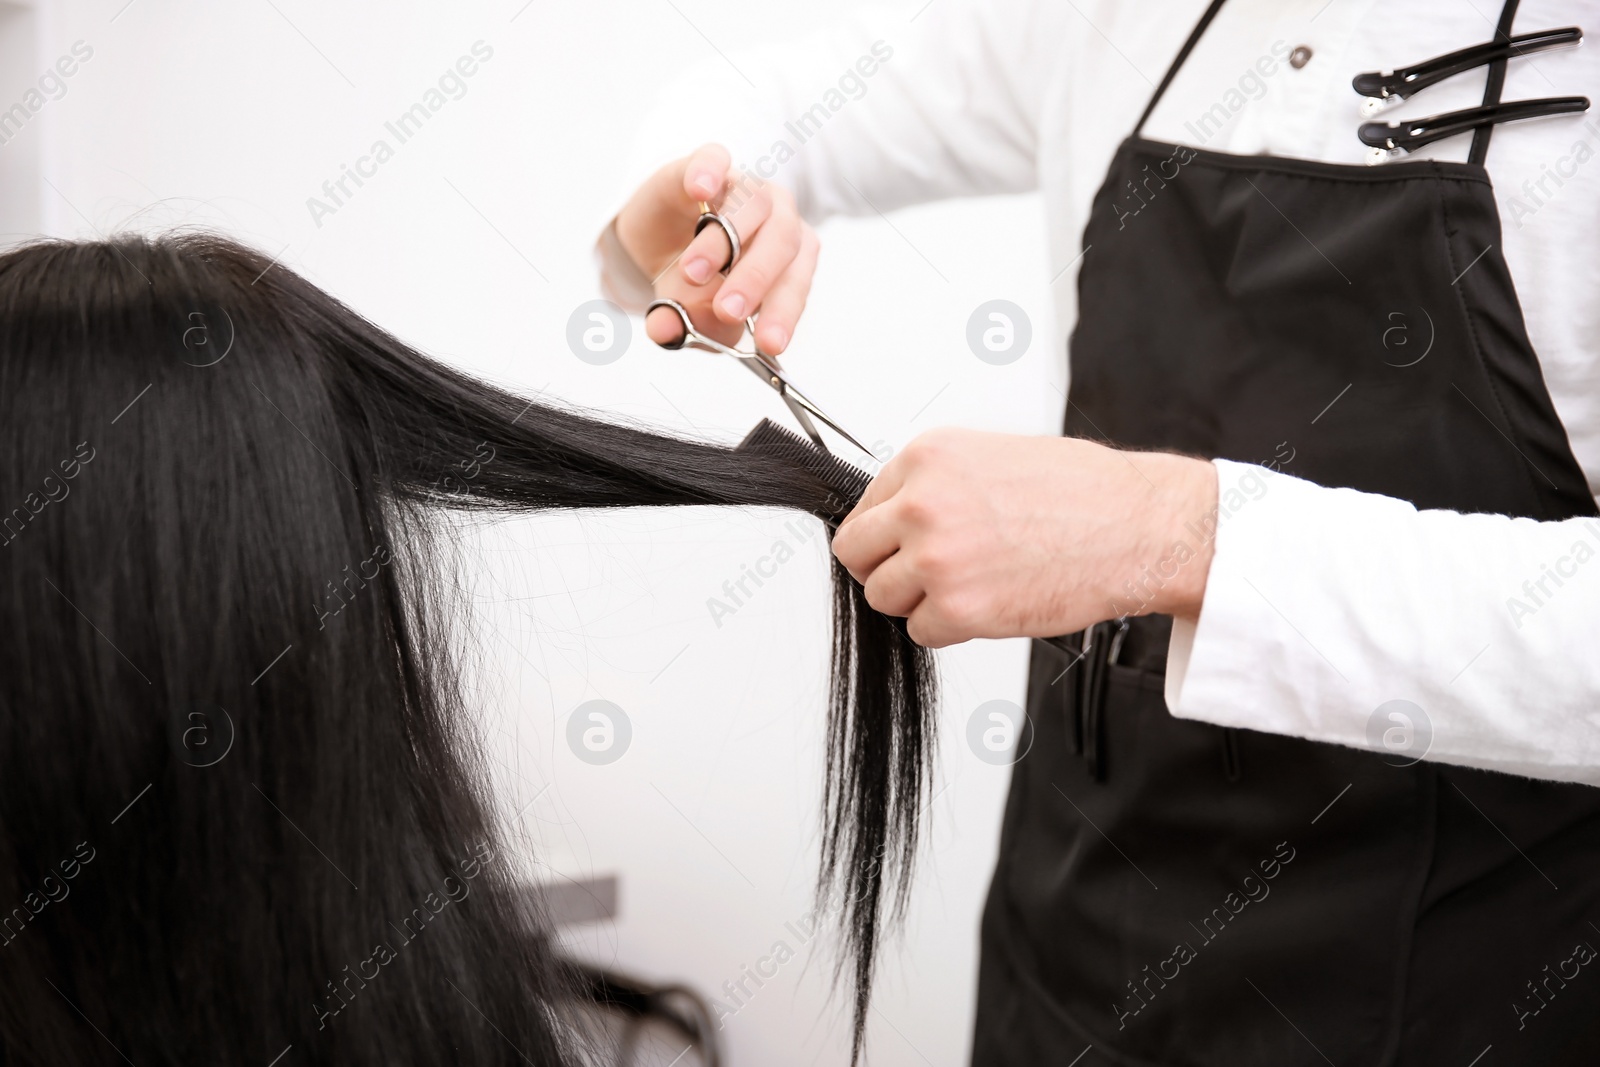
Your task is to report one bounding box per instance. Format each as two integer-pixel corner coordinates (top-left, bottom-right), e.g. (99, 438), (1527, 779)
(599, 0), (1600, 1061)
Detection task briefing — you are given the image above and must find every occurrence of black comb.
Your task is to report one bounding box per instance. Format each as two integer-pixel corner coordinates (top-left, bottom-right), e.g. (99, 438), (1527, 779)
(736, 418), (870, 524)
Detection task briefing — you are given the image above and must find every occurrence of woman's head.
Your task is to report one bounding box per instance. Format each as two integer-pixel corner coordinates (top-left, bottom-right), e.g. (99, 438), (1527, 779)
(0, 233), (932, 1064)
(0, 237), (587, 1062)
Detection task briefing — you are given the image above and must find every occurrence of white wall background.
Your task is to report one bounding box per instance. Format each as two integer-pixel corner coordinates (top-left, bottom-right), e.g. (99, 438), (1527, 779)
(14, 0), (1062, 1062)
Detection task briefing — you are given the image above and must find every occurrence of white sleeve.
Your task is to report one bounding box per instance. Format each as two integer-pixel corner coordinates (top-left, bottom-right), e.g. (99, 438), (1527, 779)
(707, 0), (1049, 221)
(595, 0), (1057, 307)
(1165, 459), (1600, 786)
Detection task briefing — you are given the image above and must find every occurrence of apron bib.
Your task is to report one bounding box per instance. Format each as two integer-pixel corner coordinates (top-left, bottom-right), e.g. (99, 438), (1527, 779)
(972, 2), (1600, 1064)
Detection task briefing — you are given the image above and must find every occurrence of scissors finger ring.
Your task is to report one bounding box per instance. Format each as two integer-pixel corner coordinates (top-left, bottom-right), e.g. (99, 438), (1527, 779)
(695, 200), (740, 275)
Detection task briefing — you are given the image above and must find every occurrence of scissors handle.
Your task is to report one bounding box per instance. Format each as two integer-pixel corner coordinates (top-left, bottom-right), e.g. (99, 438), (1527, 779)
(644, 297), (757, 357)
(694, 204), (741, 274)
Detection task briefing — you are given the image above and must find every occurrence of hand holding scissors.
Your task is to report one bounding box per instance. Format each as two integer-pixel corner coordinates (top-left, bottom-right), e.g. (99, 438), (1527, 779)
(612, 144), (818, 357)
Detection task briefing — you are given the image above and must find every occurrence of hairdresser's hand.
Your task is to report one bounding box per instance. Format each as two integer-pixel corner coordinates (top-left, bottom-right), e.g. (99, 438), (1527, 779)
(614, 143), (817, 355)
(831, 429), (1220, 648)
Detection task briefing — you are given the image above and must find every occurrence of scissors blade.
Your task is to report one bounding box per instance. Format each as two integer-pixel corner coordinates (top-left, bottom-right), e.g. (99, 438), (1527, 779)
(731, 355), (866, 455)
(782, 385), (874, 457)
(761, 365), (874, 458)
(780, 394), (828, 451)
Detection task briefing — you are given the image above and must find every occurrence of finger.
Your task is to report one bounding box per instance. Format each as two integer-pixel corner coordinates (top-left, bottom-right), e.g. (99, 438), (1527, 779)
(839, 458), (909, 528)
(676, 221), (734, 286)
(717, 174), (773, 236)
(831, 498), (905, 585)
(643, 289), (745, 350)
(649, 274), (743, 350)
(752, 225), (818, 355)
(680, 143), (732, 205)
(714, 193), (799, 324)
(905, 599), (963, 649)
(861, 553), (925, 618)
(680, 187), (771, 285)
(645, 304), (688, 347)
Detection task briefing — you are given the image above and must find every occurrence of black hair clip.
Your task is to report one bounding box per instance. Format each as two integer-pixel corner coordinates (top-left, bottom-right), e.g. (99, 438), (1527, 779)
(1353, 26), (1582, 118)
(1360, 96), (1590, 165)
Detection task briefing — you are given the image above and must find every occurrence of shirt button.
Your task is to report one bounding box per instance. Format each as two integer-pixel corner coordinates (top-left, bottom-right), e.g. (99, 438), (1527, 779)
(1289, 45), (1313, 69)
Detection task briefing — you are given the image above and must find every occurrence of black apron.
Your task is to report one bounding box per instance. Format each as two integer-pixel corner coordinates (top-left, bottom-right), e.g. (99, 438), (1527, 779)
(972, 2), (1600, 1064)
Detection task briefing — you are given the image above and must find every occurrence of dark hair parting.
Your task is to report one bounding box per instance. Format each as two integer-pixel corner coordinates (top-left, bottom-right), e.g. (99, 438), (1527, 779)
(0, 233), (934, 1065)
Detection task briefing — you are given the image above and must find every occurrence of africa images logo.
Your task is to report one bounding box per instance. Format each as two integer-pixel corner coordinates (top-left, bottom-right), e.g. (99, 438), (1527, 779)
(1365, 699), (1433, 767)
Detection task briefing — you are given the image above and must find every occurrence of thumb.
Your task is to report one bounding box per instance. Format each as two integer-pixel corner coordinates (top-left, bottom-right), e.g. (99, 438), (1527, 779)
(840, 454), (907, 529)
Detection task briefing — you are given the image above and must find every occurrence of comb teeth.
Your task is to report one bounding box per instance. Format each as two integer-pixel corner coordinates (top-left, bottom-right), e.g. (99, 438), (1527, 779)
(736, 418), (871, 518)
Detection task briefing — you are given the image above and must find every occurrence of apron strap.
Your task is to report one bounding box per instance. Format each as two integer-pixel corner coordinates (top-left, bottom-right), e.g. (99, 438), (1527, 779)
(1133, 0), (1230, 137)
(1469, 0), (1522, 164)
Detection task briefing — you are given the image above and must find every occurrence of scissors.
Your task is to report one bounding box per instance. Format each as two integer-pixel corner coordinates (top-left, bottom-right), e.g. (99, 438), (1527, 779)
(645, 203), (872, 458)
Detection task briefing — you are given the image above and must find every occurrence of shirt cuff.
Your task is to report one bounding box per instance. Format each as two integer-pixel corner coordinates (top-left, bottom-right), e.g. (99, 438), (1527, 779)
(593, 216), (657, 315)
(1163, 458), (1369, 746)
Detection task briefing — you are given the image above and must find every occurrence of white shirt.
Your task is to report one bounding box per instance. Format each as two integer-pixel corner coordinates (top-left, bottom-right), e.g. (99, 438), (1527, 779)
(597, 0), (1600, 784)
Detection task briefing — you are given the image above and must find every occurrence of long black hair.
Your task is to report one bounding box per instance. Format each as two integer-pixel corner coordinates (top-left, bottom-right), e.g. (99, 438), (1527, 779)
(0, 233), (932, 1064)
